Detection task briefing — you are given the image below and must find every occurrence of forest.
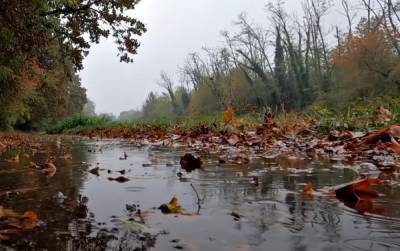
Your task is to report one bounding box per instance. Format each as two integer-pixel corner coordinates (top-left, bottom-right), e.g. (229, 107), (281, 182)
(119, 0), (400, 125)
(1, 1), (400, 250)
(0, 0), (145, 130)
(1, 0), (399, 130)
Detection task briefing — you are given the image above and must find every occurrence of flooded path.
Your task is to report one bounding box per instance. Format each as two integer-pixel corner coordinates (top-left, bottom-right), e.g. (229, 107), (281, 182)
(1, 136), (400, 250)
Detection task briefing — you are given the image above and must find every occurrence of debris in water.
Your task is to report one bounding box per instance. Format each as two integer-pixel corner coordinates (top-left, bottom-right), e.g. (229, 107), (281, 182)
(108, 176), (130, 183)
(159, 196), (182, 214)
(180, 154), (202, 172)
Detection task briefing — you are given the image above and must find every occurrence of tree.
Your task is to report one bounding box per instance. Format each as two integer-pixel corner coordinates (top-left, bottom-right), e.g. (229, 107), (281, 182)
(0, 0), (145, 129)
(83, 99), (96, 117)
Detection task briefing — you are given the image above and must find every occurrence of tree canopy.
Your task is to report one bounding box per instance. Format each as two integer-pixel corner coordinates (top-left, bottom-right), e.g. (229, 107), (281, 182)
(0, 0), (145, 129)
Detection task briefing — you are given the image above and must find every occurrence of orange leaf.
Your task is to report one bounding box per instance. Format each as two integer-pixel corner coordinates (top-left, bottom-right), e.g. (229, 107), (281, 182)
(390, 137), (400, 155)
(224, 107), (234, 124)
(22, 211), (38, 229)
(336, 179), (382, 201)
(303, 182), (314, 196)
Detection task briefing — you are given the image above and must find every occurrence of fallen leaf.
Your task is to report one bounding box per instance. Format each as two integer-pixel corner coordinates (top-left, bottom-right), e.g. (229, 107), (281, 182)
(180, 154), (202, 172)
(335, 179), (382, 201)
(108, 176), (130, 183)
(28, 161), (40, 169)
(89, 167), (100, 176)
(372, 106), (393, 124)
(224, 107), (234, 125)
(159, 196), (182, 214)
(42, 162), (56, 176)
(231, 211), (241, 219)
(303, 182), (314, 196)
(22, 211), (38, 229)
(390, 137), (400, 155)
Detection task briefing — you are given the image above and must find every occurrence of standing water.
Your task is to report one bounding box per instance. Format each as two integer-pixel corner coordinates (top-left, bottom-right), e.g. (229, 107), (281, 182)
(0, 136), (400, 250)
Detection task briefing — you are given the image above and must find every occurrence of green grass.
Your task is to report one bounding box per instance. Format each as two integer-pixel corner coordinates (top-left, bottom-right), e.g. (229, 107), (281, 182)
(47, 97), (400, 136)
(46, 114), (114, 134)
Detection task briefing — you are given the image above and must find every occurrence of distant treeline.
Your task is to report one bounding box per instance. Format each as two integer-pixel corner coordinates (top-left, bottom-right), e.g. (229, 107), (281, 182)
(0, 0), (145, 130)
(119, 0), (400, 122)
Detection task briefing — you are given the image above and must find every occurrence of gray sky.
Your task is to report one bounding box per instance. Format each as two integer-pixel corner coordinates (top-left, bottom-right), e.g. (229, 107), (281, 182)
(79, 0), (345, 115)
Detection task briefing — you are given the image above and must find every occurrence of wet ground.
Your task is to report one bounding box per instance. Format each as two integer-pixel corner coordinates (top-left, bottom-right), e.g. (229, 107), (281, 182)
(0, 136), (400, 250)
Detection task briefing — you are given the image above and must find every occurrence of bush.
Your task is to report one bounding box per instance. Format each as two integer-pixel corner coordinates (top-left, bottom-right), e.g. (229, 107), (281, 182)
(46, 114), (112, 134)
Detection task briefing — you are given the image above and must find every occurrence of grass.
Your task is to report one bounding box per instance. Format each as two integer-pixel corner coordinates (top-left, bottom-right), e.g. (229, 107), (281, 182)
(47, 97), (400, 136)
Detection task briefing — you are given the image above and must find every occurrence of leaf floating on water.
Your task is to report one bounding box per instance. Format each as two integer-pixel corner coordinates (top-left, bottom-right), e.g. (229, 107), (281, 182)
(89, 167), (100, 176)
(231, 211), (241, 220)
(28, 161), (40, 169)
(159, 196), (182, 214)
(303, 182), (314, 196)
(21, 211), (38, 229)
(180, 154), (202, 172)
(42, 162), (56, 176)
(335, 179), (382, 202)
(108, 176), (130, 183)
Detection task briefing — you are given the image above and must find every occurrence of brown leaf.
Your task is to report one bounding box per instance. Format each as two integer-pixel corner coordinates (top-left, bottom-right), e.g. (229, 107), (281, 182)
(231, 211), (241, 219)
(372, 106), (393, 124)
(108, 176), (130, 183)
(390, 137), (400, 155)
(28, 161), (40, 169)
(89, 167), (100, 176)
(42, 162), (56, 176)
(180, 154), (202, 172)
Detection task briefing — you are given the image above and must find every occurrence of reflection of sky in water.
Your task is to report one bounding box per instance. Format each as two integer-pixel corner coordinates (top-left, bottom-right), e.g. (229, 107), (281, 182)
(0, 138), (400, 250)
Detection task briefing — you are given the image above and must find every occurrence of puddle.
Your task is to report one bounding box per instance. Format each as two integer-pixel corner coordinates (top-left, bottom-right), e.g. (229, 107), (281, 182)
(0, 136), (400, 250)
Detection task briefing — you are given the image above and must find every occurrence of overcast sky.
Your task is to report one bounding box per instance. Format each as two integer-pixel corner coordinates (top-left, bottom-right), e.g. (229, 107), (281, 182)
(79, 0), (346, 115)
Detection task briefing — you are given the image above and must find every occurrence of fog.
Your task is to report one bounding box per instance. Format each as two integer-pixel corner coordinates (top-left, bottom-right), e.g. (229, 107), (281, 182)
(79, 0), (347, 115)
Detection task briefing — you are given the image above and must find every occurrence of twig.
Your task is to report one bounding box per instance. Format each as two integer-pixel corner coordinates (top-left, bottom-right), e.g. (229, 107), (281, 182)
(190, 183), (203, 214)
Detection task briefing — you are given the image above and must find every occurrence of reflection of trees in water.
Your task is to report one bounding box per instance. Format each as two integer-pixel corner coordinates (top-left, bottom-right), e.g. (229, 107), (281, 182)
(193, 161), (359, 248)
(57, 192), (158, 250)
(0, 138), (94, 250)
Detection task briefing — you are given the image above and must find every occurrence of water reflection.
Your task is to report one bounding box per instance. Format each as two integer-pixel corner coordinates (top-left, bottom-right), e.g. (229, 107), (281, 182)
(0, 138), (399, 250)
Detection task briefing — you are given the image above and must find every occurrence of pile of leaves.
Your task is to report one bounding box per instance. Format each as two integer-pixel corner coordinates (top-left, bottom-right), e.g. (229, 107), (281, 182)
(65, 108), (400, 167)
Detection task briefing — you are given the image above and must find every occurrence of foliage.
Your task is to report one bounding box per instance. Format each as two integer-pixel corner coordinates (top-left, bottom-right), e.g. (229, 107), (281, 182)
(47, 114), (113, 134)
(0, 0), (145, 130)
(134, 0), (399, 125)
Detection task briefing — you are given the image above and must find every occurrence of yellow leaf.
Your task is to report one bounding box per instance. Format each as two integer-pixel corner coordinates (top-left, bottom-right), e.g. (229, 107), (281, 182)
(159, 196), (182, 214)
(167, 196), (182, 214)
